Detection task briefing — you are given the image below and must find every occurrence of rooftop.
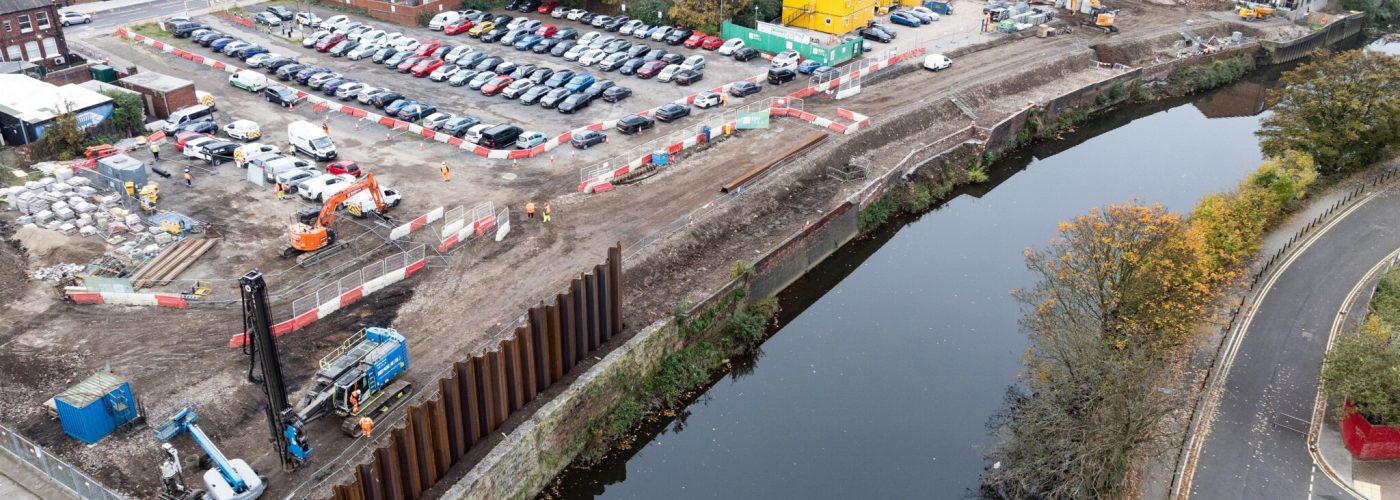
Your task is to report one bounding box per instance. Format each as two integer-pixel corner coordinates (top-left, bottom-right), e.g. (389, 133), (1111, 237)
(0, 74), (112, 123)
(0, 0), (52, 15)
(55, 371), (128, 408)
(119, 71), (194, 92)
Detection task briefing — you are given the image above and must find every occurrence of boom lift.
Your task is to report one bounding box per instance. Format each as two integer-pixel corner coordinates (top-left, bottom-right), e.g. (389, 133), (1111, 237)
(240, 271), (412, 471)
(154, 405), (266, 500)
(281, 173), (387, 263)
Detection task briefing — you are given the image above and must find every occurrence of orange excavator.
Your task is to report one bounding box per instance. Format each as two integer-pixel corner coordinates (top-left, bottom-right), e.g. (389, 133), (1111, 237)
(282, 173), (386, 263)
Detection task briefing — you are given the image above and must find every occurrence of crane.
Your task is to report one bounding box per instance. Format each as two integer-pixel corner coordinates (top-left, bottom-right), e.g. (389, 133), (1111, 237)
(240, 271), (412, 471)
(281, 173), (386, 263)
(153, 405), (266, 500)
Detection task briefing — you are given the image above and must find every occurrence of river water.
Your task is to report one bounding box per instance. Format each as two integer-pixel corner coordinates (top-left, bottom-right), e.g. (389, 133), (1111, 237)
(548, 74), (1281, 499)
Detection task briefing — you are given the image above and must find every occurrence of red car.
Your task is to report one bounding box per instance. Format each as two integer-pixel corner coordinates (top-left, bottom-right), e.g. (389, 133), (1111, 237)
(444, 18), (474, 35)
(326, 160), (362, 177)
(315, 33), (346, 52)
(410, 57), (445, 77)
(535, 23), (557, 37)
(536, 1), (558, 14)
(414, 40), (442, 56)
(636, 60), (667, 78)
(174, 131), (212, 150)
(397, 55), (428, 72)
(683, 32), (708, 49)
(480, 75), (513, 96)
(700, 35), (723, 50)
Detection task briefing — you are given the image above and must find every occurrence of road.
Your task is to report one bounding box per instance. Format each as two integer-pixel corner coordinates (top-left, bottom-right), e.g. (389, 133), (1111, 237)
(1186, 185), (1400, 499)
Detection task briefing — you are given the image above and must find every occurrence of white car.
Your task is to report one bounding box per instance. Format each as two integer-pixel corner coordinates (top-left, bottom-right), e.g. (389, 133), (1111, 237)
(302, 30), (329, 48)
(222, 119), (262, 141)
(297, 174), (358, 202)
(350, 28), (381, 42)
(294, 12), (321, 27)
(321, 15), (350, 30)
(394, 37), (419, 51)
(771, 50), (801, 69)
(656, 64), (681, 83)
(342, 185), (401, 216)
(551, 7), (567, 18)
(566, 8), (587, 20)
(562, 44), (589, 61)
(233, 143), (278, 165)
(274, 168), (318, 193)
(578, 31), (601, 46)
(245, 53), (276, 67)
(356, 87), (386, 104)
(429, 64), (460, 81)
(182, 137), (217, 158)
(618, 19), (644, 35)
(650, 26), (674, 41)
(911, 6), (941, 21)
(260, 156), (313, 183)
(501, 79), (534, 98)
(382, 32), (406, 46)
(922, 53), (952, 71)
(429, 11), (462, 30)
(718, 38), (744, 55)
(578, 48), (607, 66)
(444, 45), (473, 63)
(693, 91), (722, 109)
(333, 21), (364, 35)
(506, 17), (529, 31)
(347, 43), (382, 60)
(464, 123), (493, 144)
(334, 82), (367, 99)
(60, 11), (92, 26)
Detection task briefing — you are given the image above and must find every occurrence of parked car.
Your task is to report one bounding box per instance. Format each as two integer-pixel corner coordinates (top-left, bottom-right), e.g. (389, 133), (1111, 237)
(797, 59), (822, 74)
(564, 73), (595, 92)
(580, 79), (614, 100)
(812, 65), (840, 82)
(656, 64), (681, 82)
(619, 19), (644, 36)
(456, 51), (487, 68)
(551, 40), (577, 56)
(384, 98), (417, 115)
(718, 38), (744, 55)
(539, 87), (572, 108)
(598, 52), (629, 71)
(637, 60), (667, 78)
(729, 80), (762, 97)
(175, 119), (219, 136)
(297, 174), (357, 202)
(683, 32), (708, 48)
(474, 56), (504, 72)
(469, 21), (496, 37)
(60, 11), (92, 25)
(348, 43), (382, 60)
(579, 48), (608, 66)
(602, 85), (632, 103)
(673, 69), (703, 85)
(517, 130), (547, 148)
(700, 35), (724, 50)
(422, 112), (456, 130)
(335, 82), (367, 100)
(649, 26), (674, 42)
(481, 75), (514, 96)
(533, 38), (561, 54)
(222, 120), (261, 141)
(767, 67), (797, 84)
(664, 28), (693, 45)
(571, 130), (606, 148)
(566, 8), (587, 20)
(890, 11), (923, 27)
(370, 92), (404, 108)
(253, 12), (282, 26)
(771, 50), (801, 69)
(660, 52), (684, 65)
(515, 34), (544, 50)
(429, 64), (460, 81)
(441, 116), (482, 137)
(448, 68), (482, 86)
(468, 71), (497, 90)
(694, 90), (722, 108)
(315, 33), (347, 52)
(544, 69), (574, 87)
(429, 11), (463, 30)
(519, 84), (552, 105)
(527, 67), (554, 84)
(563, 44), (589, 61)
(654, 103), (690, 122)
(861, 27), (893, 43)
(615, 114), (654, 134)
(445, 18), (475, 35)
(263, 85), (301, 106)
(307, 72), (343, 89)
(733, 46), (760, 61)
(618, 57), (646, 75)
(322, 14), (349, 30)
(398, 102), (438, 122)
(328, 40), (359, 57)
(295, 11), (321, 27)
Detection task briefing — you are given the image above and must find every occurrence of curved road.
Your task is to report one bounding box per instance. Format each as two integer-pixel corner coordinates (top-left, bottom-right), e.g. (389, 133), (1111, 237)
(1187, 185), (1400, 499)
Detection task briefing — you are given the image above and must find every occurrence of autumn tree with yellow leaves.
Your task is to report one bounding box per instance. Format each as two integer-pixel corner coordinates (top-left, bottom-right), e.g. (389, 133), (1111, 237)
(983, 203), (1223, 499)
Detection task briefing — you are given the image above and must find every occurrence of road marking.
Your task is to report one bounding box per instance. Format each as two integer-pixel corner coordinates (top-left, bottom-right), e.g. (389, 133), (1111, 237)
(1175, 186), (1392, 499)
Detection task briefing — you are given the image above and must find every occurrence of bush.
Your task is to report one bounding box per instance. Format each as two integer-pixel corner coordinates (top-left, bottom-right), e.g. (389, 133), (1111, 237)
(1323, 323), (1400, 426)
(1191, 150), (1317, 269)
(103, 91), (145, 136)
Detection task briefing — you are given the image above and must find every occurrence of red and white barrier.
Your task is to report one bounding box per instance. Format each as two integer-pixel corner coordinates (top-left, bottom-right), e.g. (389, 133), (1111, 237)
(770, 105), (872, 135)
(66, 288), (189, 308)
(389, 206), (443, 240)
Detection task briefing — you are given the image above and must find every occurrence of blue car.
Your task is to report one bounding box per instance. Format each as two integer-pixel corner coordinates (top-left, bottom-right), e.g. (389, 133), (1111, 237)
(209, 37), (238, 51)
(797, 59), (821, 74)
(890, 11), (922, 27)
(385, 98), (418, 116)
(322, 78), (354, 95)
(239, 45), (269, 59)
(636, 25), (660, 39)
(564, 72), (594, 92)
(515, 34), (544, 50)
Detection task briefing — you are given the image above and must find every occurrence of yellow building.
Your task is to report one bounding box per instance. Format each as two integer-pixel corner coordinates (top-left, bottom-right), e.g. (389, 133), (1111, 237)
(782, 0), (879, 35)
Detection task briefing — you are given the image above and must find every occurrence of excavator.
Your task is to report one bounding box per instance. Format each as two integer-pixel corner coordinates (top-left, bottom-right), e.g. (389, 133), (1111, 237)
(1063, 0), (1119, 34)
(281, 173), (385, 264)
(1236, 1), (1276, 20)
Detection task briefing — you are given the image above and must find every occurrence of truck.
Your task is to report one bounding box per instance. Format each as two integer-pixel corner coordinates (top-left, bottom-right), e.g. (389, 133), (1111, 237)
(287, 120), (337, 161)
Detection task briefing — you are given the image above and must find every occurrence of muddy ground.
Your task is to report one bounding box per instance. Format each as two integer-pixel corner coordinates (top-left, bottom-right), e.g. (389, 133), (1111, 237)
(0, 1), (1289, 497)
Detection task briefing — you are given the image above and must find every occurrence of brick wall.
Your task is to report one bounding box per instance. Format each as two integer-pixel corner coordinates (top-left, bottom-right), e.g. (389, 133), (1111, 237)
(322, 0), (463, 27)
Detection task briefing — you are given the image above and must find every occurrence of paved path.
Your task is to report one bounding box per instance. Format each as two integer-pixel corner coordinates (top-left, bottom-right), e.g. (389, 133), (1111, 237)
(1187, 184), (1400, 499)
(0, 449), (75, 500)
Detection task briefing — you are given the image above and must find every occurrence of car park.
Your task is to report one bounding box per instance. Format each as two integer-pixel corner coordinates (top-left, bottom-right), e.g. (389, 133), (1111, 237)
(588, 35), (614, 50)
(643, 48), (667, 61)
(603, 38), (632, 54)
(500, 29), (529, 46)
(371, 46), (399, 63)
(694, 91), (722, 108)
(510, 63), (539, 79)
(456, 50), (487, 67)
(660, 52), (684, 65)
(532, 37), (561, 54)
(922, 53), (953, 71)
(481, 28), (506, 43)
(539, 87), (572, 108)
(557, 93), (591, 113)
(619, 19), (645, 36)
(307, 72), (342, 89)
(495, 60), (520, 75)
(578, 31), (601, 46)
(543, 69), (574, 87)
(729, 80), (761, 97)
(516, 34), (544, 50)
(571, 130), (606, 148)
(601, 85), (631, 103)
(563, 44), (589, 61)
(767, 67), (797, 84)
(564, 73), (595, 92)
(615, 114), (654, 134)
(580, 79), (614, 100)
(673, 69), (703, 85)
(396, 55), (427, 72)
(443, 44), (474, 63)
(733, 47), (760, 61)
(411, 58), (444, 77)
(348, 43), (382, 60)
(656, 64), (681, 82)
(625, 44), (651, 59)
(654, 102), (690, 122)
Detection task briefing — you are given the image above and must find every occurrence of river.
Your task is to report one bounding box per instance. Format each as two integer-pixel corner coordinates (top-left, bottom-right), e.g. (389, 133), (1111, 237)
(546, 72), (1281, 499)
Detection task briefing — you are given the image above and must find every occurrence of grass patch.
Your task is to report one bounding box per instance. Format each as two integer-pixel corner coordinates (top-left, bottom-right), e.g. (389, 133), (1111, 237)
(129, 22), (169, 39)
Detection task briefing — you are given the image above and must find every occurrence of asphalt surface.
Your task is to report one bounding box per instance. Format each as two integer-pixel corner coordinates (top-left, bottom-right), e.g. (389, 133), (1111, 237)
(1188, 186), (1400, 500)
(70, 0), (189, 33)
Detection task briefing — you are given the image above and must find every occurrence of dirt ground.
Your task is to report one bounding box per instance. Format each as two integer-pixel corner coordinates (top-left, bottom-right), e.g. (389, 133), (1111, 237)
(0, 0), (1291, 497)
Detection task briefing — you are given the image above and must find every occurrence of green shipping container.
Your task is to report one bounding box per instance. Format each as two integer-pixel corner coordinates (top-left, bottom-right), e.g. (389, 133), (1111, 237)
(90, 64), (117, 83)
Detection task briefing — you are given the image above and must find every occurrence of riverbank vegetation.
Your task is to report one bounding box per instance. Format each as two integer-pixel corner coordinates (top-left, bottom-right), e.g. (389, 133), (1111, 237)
(1323, 266), (1400, 426)
(1258, 50), (1400, 175)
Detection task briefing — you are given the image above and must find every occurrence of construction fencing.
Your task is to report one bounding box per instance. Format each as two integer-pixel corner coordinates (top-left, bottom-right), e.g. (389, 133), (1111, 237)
(720, 21), (863, 66)
(324, 246), (624, 500)
(0, 424), (125, 500)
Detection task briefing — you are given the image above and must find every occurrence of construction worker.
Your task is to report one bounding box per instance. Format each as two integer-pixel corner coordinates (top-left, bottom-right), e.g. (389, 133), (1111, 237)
(542, 202), (551, 223)
(440, 161), (450, 182)
(349, 389), (360, 415)
(525, 201), (536, 220)
(322, 117), (331, 137)
(275, 182), (286, 200)
(183, 168), (192, 188)
(358, 416), (373, 438)
(149, 142), (160, 161)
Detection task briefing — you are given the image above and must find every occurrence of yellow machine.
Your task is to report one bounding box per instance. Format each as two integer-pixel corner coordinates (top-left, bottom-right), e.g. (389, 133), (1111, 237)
(283, 173), (385, 260)
(1090, 9), (1119, 33)
(130, 181), (160, 214)
(1236, 2), (1276, 20)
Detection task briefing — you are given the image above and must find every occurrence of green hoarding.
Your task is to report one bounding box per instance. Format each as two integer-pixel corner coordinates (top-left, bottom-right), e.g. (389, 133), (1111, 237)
(719, 21), (862, 66)
(736, 110), (771, 129)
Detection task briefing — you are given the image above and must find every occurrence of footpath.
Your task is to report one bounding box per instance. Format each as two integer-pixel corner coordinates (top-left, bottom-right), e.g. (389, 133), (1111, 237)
(0, 448), (76, 500)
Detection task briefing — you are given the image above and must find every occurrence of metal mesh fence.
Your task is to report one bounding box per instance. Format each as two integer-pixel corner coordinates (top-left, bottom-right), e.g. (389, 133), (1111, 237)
(0, 424), (125, 500)
(289, 244), (425, 319)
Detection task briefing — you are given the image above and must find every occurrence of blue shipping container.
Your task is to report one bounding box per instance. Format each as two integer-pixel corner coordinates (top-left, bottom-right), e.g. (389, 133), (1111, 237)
(55, 372), (139, 445)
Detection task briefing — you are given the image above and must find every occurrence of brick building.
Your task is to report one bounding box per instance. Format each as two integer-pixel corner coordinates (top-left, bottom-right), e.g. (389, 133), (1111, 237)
(0, 0), (72, 69)
(116, 71), (195, 119)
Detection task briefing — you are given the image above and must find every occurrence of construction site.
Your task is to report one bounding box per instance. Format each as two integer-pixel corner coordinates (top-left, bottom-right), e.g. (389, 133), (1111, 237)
(0, 0), (1364, 497)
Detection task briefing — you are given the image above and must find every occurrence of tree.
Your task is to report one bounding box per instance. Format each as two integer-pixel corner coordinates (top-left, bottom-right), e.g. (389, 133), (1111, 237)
(1191, 150), (1318, 270)
(103, 90), (146, 136)
(669, 0), (750, 33)
(38, 107), (87, 160)
(1257, 50), (1400, 175)
(1322, 324), (1400, 426)
(984, 203), (1221, 498)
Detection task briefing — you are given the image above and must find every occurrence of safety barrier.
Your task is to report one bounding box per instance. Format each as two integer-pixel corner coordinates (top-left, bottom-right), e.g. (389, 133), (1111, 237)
(438, 202), (502, 253)
(228, 244), (426, 347)
(769, 104), (871, 135)
(65, 288), (190, 308)
(0, 424), (125, 500)
(389, 206), (444, 241)
(323, 246), (624, 500)
(788, 47), (926, 100)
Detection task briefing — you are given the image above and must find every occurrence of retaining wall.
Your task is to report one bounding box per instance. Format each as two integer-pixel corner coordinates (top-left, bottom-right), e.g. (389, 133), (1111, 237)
(1259, 12), (1366, 65)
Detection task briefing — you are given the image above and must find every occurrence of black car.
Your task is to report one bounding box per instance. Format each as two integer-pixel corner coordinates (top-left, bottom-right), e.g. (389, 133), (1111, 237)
(493, 14), (514, 25)
(170, 21), (208, 37)
(767, 67), (797, 85)
(540, 87), (572, 108)
(295, 68), (329, 85)
(480, 28), (506, 43)
(263, 85), (301, 106)
(659, 52), (684, 65)
(398, 103), (438, 122)
(197, 141), (238, 165)
(579, 12), (597, 24)
(528, 67), (554, 84)
(733, 47), (760, 61)
(729, 80), (762, 97)
(370, 92), (404, 108)
(276, 64), (307, 80)
(601, 85), (631, 103)
(674, 69), (702, 85)
(870, 22), (898, 38)
(544, 69), (575, 88)
(615, 114), (653, 134)
(643, 48), (667, 61)
(860, 27), (892, 43)
(456, 51), (487, 68)
(571, 129), (606, 148)
(517, 0), (541, 12)
(533, 38), (560, 53)
(329, 40), (358, 57)
(510, 63), (538, 80)
(664, 28), (692, 45)
(618, 58), (646, 75)
(194, 31), (224, 45)
(551, 40), (577, 57)
(581, 79), (615, 100)
(372, 46), (399, 63)
(554, 27), (578, 40)
(654, 103), (690, 122)
(625, 44), (650, 59)
(176, 119), (218, 135)
(519, 84), (552, 105)
(265, 6), (293, 20)
(603, 16), (629, 31)
(496, 61), (520, 76)
(504, 0), (522, 9)
(441, 115), (482, 137)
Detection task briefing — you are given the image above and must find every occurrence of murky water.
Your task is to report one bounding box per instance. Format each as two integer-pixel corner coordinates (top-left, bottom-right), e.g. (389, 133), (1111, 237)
(548, 74), (1280, 499)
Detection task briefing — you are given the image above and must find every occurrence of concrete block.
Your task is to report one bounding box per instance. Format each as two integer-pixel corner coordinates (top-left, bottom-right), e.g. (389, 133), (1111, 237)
(107, 222), (127, 234)
(66, 196), (84, 206)
(50, 201), (69, 212)
(57, 223), (76, 235)
(54, 208), (75, 220)
(43, 221), (61, 230)
(79, 226), (98, 236)
(147, 226), (163, 235)
(66, 177), (91, 187)
(76, 186), (97, 197)
(153, 232), (173, 244)
(32, 210), (53, 224)
(124, 214), (141, 226)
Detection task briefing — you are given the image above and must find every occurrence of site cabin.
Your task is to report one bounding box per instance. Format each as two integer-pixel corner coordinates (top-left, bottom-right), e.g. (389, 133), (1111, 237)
(287, 120), (338, 161)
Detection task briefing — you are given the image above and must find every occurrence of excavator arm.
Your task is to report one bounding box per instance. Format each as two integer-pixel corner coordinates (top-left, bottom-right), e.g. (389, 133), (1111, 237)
(316, 173), (386, 227)
(286, 173), (388, 256)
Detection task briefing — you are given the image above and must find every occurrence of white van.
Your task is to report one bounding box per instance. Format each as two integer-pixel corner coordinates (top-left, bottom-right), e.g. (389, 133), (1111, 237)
(163, 104), (214, 133)
(223, 119), (261, 141)
(428, 11), (462, 30)
(261, 156), (314, 183)
(287, 120), (337, 161)
(228, 71), (268, 92)
(681, 54), (706, 71)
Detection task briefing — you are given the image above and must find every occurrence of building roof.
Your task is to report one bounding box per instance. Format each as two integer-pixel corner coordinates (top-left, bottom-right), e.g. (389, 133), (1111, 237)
(0, 60), (38, 74)
(78, 80), (138, 96)
(0, 74), (111, 123)
(119, 71), (193, 93)
(0, 0), (53, 15)
(56, 371), (128, 408)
